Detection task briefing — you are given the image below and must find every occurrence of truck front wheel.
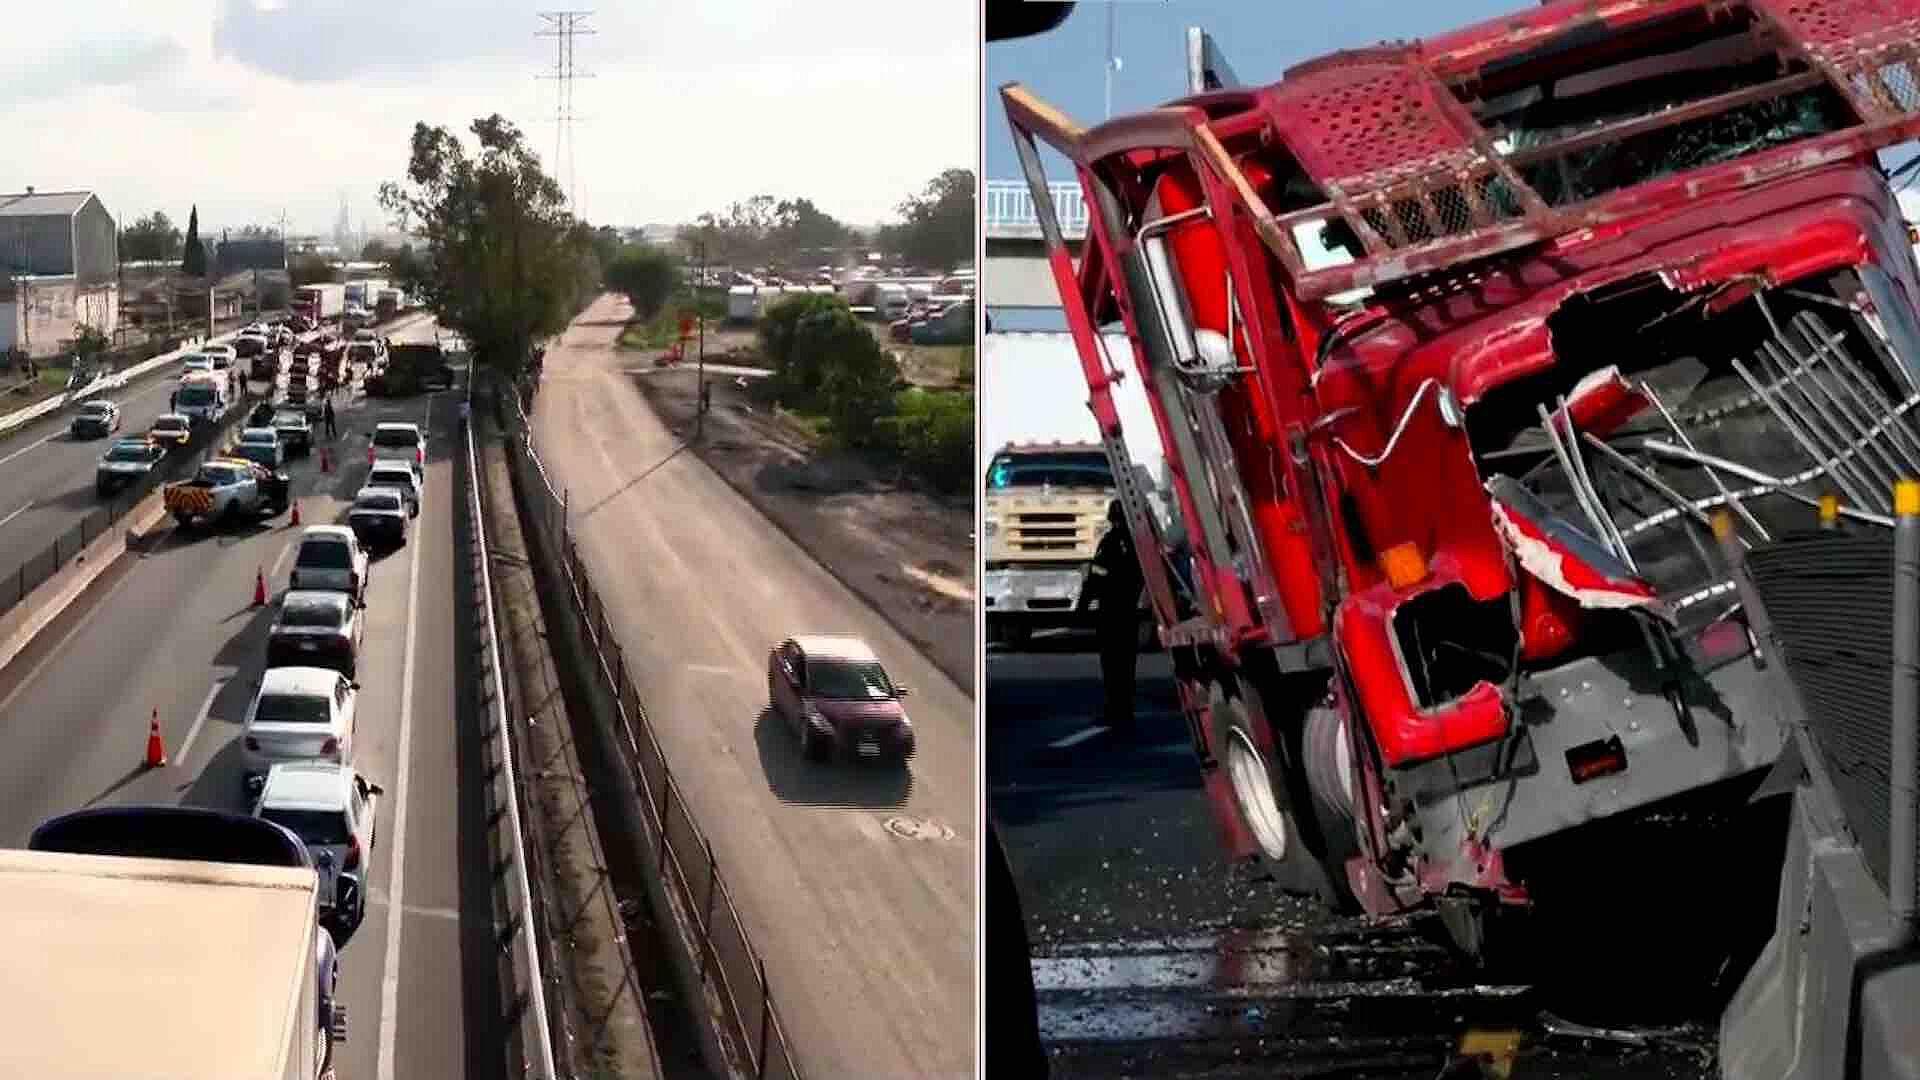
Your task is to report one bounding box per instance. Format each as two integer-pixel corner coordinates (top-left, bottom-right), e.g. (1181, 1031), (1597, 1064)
(1212, 677), (1357, 911)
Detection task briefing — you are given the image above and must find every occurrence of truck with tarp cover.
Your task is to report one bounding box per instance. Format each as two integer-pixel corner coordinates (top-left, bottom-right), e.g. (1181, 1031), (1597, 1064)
(1002, 0), (1920, 970)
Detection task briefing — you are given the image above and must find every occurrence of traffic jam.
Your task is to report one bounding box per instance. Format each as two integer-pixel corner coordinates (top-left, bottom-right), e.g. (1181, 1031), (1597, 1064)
(60, 310), (431, 944)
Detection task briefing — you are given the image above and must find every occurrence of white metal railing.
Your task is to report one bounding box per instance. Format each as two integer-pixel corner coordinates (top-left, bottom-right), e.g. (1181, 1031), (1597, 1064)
(984, 180), (1087, 240)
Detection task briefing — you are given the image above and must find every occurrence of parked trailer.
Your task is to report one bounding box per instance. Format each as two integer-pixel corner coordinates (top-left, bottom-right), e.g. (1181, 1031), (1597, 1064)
(291, 283), (345, 324)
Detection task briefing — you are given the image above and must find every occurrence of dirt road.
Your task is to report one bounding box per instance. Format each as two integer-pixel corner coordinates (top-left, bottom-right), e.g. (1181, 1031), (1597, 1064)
(530, 294), (976, 1079)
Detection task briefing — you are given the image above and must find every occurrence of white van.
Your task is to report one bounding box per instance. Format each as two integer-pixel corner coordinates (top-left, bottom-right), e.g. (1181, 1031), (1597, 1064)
(174, 374), (230, 424)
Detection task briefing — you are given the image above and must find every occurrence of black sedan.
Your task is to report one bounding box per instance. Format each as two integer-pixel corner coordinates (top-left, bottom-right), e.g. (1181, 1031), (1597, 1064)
(70, 400), (120, 439)
(272, 408), (313, 456)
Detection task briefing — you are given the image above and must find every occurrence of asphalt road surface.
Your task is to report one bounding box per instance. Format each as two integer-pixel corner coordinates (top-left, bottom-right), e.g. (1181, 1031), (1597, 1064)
(988, 633), (1719, 1079)
(0, 313), (436, 583)
(0, 326), (498, 1080)
(531, 294), (976, 1079)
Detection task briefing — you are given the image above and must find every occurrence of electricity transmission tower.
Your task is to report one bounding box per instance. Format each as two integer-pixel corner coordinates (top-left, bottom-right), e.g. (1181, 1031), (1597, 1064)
(536, 11), (594, 212)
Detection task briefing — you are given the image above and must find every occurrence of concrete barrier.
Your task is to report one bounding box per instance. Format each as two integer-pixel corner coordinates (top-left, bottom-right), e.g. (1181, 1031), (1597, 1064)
(0, 488), (167, 677)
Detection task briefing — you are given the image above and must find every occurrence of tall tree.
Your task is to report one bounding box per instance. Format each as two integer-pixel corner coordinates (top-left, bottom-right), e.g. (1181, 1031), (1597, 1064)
(362, 239), (389, 261)
(773, 198), (849, 254)
(379, 114), (594, 376)
(119, 211), (183, 262)
(604, 245), (681, 320)
(887, 168), (975, 269)
(180, 205), (208, 276)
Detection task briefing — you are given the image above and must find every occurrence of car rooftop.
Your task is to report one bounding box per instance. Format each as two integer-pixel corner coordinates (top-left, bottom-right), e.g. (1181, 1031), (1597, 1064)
(154, 414), (188, 424)
(241, 427), (277, 439)
(257, 762), (350, 811)
(278, 590), (349, 616)
(791, 635), (880, 663)
(374, 422), (420, 432)
(80, 399), (112, 409)
(297, 524), (355, 541)
(258, 666), (341, 697)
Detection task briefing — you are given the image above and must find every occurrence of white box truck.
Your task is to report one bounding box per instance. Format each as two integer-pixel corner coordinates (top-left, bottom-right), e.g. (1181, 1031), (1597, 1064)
(983, 329), (1167, 647)
(292, 283), (346, 325)
(11, 806), (347, 1079)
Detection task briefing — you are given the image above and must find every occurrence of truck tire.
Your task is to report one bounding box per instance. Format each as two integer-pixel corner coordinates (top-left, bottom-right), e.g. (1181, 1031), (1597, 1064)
(1210, 676), (1355, 909)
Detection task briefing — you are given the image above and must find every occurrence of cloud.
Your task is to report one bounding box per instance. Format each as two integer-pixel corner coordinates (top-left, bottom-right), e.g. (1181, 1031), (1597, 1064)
(212, 0), (543, 83)
(0, 33), (187, 106)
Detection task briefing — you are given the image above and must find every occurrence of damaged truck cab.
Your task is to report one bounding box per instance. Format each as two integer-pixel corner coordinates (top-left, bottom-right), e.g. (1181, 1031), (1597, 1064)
(1004, 0), (1920, 958)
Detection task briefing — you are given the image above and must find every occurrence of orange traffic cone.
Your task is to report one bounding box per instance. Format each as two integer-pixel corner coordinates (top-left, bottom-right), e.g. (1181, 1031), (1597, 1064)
(253, 567), (267, 607)
(290, 500), (301, 527)
(145, 710), (167, 768)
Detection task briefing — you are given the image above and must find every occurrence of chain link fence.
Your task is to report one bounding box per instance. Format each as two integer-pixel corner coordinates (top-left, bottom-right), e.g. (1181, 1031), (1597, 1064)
(493, 379), (803, 1080)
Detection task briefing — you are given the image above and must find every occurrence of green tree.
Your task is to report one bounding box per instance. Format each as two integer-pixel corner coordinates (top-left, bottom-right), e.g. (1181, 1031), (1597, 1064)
(290, 253), (335, 287)
(180, 205), (207, 277)
(120, 211), (183, 262)
(773, 198), (848, 254)
(886, 168), (974, 269)
(379, 114), (589, 377)
(604, 245), (681, 320)
(386, 243), (428, 294)
(759, 294), (899, 444)
(362, 239), (388, 261)
(64, 323), (112, 360)
(759, 292), (851, 399)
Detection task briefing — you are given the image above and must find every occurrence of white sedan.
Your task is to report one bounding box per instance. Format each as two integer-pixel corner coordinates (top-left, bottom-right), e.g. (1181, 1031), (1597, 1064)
(240, 666), (359, 795)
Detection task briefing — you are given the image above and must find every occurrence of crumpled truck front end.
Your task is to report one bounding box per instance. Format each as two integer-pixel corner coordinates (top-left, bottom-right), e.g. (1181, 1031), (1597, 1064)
(1305, 167), (1920, 955)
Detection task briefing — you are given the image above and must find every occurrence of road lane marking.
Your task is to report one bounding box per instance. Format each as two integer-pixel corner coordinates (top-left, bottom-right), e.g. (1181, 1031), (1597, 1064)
(270, 538), (296, 579)
(0, 501), (33, 530)
(0, 430), (62, 468)
(376, 395), (427, 1080)
(174, 678), (228, 763)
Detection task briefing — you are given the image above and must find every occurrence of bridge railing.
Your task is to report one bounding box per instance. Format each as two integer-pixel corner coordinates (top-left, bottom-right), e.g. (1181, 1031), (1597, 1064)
(984, 179), (1087, 240)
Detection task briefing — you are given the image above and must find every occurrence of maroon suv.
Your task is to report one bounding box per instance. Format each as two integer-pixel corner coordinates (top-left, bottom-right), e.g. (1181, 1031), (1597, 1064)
(767, 636), (915, 764)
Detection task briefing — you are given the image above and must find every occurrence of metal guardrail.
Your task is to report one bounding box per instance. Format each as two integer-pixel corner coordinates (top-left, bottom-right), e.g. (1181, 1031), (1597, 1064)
(462, 377), (561, 1077)
(496, 382), (804, 1080)
(984, 179), (1087, 240)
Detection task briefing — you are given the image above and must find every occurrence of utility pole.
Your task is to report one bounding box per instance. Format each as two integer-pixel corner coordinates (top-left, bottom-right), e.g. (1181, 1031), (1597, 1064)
(536, 11), (596, 212)
(695, 238), (707, 439)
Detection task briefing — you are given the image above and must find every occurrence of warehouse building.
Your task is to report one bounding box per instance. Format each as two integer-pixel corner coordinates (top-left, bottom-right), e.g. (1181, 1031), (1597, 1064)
(0, 188), (121, 358)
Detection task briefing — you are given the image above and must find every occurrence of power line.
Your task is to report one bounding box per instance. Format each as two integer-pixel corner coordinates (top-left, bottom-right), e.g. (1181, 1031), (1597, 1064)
(536, 11), (595, 214)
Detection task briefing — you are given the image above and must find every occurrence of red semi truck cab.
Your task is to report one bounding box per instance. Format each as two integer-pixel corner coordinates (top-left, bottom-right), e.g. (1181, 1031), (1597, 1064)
(1004, 0), (1920, 958)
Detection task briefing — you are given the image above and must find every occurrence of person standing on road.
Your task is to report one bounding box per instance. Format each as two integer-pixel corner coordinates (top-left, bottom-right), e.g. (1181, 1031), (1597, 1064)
(322, 397), (337, 441)
(168, 388), (177, 413)
(1077, 499), (1146, 735)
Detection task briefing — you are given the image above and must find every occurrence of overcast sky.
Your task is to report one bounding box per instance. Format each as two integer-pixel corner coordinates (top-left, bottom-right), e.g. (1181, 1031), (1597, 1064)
(2, 0), (977, 238)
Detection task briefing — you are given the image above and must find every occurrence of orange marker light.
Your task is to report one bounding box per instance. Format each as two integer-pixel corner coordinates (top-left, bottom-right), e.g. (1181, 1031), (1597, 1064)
(1380, 541), (1428, 590)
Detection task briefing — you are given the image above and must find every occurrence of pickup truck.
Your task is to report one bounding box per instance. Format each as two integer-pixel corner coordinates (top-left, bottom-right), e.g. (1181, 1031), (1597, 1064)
(164, 458), (290, 527)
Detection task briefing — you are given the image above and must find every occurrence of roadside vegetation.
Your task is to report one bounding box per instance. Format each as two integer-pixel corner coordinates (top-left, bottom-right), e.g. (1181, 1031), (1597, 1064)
(379, 114), (607, 380)
(758, 294), (973, 493)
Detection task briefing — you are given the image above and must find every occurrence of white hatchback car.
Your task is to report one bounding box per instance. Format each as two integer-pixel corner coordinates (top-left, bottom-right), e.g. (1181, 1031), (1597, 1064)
(252, 762), (382, 928)
(240, 666), (359, 795)
(364, 462), (421, 516)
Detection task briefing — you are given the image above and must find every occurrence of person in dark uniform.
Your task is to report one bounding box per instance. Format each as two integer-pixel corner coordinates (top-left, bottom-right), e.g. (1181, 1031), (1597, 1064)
(322, 396), (337, 441)
(1078, 499), (1145, 733)
(986, 816), (1047, 1077)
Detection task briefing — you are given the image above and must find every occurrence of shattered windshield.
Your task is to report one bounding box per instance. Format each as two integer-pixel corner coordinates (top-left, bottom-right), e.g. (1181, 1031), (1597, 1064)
(1502, 74), (1849, 208)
